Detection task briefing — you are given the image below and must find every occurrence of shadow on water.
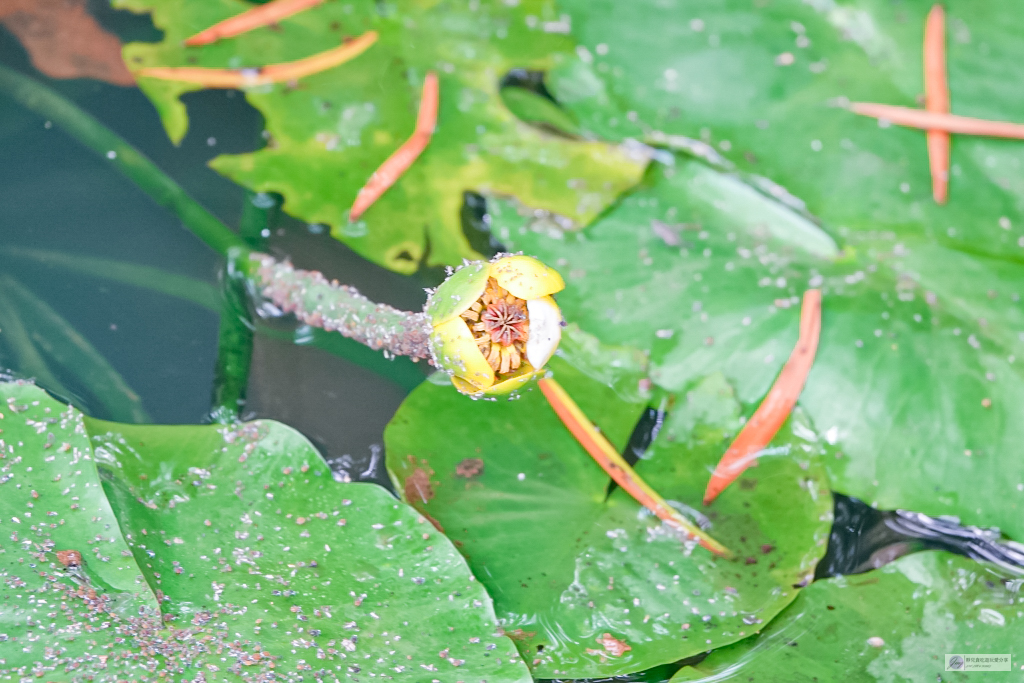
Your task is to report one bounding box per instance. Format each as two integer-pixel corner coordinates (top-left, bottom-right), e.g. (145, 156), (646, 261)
(815, 492), (1024, 579)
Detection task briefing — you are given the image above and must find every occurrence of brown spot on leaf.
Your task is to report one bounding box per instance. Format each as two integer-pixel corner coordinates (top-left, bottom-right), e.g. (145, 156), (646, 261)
(500, 628), (537, 641)
(404, 455), (435, 505)
(455, 458), (484, 479)
(595, 632), (631, 657)
(55, 549), (82, 567)
(0, 0), (134, 86)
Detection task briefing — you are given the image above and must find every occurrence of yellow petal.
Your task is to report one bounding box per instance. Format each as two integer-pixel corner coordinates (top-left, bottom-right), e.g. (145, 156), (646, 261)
(430, 318), (494, 390)
(525, 295), (562, 369)
(490, 255), (565, 300)
(424, 261), (490, 324)
(483, 363), (541, 395)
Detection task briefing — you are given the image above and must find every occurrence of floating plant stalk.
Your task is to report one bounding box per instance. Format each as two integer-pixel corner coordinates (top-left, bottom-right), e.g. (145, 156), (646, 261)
(350, 71), (439, 221)
(138, 32), (378, 88)
(704, 289), (821, 505)
(184, 0), (326, 46)
(538, 376), (731, 557)
(923, 5), (950, 204)
(849, 103), (1024, 139)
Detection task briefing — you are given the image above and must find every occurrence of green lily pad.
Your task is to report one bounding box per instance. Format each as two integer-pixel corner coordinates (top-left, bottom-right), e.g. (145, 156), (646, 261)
(493, 158), (1024, 541)
(385, 359), (833, 678)
(672, 551), (1024, 682)
(553, 0), (1024, 260)
(115, 0), (645, 273)
(0, 381), (531, 681)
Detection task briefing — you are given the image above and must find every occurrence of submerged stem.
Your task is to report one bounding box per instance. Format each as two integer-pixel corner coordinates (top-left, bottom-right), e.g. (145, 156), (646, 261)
(0, 64), (246, 258)
(209, 251), (256, 424)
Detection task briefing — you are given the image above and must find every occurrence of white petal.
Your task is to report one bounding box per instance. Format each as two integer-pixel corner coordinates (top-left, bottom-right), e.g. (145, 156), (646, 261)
(526, 297), (562, 369)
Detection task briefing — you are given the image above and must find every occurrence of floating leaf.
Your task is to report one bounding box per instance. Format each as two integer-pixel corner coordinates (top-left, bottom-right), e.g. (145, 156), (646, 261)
(0, 381), (531, 682)
(554, 0), (1024, 258)
(385, 360), (833, 678)
(116, 0), (646, 273)
(493, 158), (1024, 543)
(672, 551), (1024, 681)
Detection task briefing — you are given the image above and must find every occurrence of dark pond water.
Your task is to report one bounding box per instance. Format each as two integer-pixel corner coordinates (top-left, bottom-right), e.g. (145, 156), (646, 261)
(0, 2), (437, 481)
(1, 5), (1022, 682)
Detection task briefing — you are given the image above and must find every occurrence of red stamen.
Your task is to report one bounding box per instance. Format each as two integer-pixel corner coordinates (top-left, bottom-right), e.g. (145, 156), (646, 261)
(482, 300), (527, 346)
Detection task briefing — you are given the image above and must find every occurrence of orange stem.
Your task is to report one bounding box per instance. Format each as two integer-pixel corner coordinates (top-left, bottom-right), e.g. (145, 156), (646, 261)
(538, 377), (731, 557)
(703, 290), (822, 505)
(138, 31), (377, 88)
(348, 72), (439, 221)
(849, 103), (1024, 139)
(924, 5), (950, 204)
(184, 0), (326, 46)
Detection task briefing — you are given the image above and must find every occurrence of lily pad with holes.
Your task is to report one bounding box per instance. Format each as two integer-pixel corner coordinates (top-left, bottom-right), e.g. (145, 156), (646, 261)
(115, 0), (646, 273)
(671, 551), (1024, 682)
(490, 158), (1024, 542)
(384, 359), (833, 678)
(0, 381), (531, 681)
(553, 0), (1024, 260)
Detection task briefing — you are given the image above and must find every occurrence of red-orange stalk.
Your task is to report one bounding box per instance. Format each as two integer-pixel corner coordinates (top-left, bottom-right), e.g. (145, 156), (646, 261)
(924, 5), (950, 204)
(138, 31), (377, 87)
(348, 72), (439, 221)
(184, 0), (326, 46)
(538, 377), (731, 557)
(849, 103), (1024, 139)
(703, 289), (822, 505)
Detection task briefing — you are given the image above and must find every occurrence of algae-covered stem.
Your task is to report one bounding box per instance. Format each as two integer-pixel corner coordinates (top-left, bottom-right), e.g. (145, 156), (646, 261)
(249, 253), (432, 361)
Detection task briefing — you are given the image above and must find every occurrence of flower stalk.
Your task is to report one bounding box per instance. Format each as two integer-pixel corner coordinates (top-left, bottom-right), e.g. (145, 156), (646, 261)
(250, 253), (433, 361)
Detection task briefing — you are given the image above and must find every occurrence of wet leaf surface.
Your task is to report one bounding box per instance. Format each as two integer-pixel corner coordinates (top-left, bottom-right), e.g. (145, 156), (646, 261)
(671, 551), (1024, 682)
(385, 360), (833, 678)
(493, 159), (1024, 543)
(555, 0), (1024, 260)
(114, 0), (645, 273)
(0, 381), (530, 681)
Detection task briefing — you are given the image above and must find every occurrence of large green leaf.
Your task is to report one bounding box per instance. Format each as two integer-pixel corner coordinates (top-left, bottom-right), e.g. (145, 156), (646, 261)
(115, 0), (645, 273)
(385, 359), (833, 678)
(492, 159), (1024, 541)
(553, 0), (1024, 259)
(672, 551), (1024, 682)
(0, 381), (530, 681)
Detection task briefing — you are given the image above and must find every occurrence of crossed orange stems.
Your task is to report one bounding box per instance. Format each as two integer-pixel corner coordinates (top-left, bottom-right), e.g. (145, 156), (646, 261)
(850, 5), (1024, 203)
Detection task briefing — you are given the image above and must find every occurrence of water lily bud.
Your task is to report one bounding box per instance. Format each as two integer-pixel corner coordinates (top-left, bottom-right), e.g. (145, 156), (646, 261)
(425, 255), (565, 395)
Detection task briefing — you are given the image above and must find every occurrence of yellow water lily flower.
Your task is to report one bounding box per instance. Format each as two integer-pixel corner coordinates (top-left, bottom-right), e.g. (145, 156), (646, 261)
(426, 254), (565, 395)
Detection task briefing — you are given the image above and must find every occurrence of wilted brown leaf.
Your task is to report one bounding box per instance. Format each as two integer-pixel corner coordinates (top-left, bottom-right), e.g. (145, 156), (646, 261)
(0, 0), (134, 85)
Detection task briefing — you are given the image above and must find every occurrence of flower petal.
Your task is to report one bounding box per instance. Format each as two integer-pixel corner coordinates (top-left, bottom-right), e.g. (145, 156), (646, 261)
(483, 363), (539, 395)
(430, 317), (494, 390)
(424, 261), (490, 324)
(491, 255), (565, 300)
(526, 296), (562, 369)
